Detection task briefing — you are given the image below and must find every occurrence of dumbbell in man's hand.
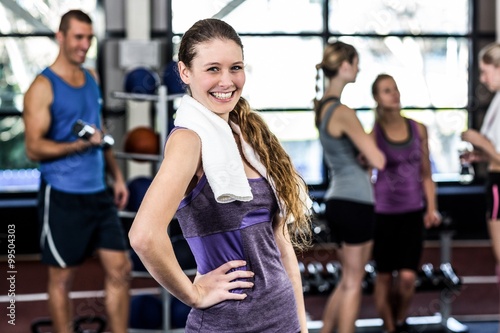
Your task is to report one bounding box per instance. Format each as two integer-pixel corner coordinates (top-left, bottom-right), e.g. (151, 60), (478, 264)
(72, 120), (115, 149)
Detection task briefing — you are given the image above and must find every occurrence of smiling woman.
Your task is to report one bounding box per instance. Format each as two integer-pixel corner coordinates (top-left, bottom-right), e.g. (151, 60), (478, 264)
(128, 18), (313, 333)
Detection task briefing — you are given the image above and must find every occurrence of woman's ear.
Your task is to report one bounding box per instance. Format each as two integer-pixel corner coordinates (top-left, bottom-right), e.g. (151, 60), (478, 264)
(178, 61), (190, 85)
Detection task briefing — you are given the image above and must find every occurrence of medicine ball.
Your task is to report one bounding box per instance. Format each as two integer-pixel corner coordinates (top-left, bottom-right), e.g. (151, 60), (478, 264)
(162, 61), (185, 95)
(170, 296), (191, 328)
(123, 126), (160, 161)
(126, 176), (152, 212)
(129, 249), (147, 272)
(124, 67), (160, 95)
(129, 294), (162, 329)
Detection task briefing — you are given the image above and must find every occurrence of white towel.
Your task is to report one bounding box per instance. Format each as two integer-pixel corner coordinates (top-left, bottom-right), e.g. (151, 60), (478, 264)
(481, 91), (500, 152)
(174, 95), (253, 203)
(174, 95), (312, 221)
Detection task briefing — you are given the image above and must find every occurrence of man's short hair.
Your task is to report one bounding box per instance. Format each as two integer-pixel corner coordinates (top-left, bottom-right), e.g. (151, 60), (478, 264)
(59, 9), (92, 33)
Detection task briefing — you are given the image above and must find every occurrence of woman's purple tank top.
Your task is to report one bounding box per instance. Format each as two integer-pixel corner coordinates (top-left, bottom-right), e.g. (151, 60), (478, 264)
(175, 174), (300, 333)
(373, 118), (424, 214)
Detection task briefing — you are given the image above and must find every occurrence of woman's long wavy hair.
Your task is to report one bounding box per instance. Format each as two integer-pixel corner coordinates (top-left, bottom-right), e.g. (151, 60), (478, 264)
(178, 18), (311, 250)
(313, 41), (358, 128)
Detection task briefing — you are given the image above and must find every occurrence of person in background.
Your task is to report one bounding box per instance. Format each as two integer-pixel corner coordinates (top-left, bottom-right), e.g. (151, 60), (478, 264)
(128, 18), (312, 333)
(23, 10), (130, 333)
(370, 74), (441, 333)
(314, 41), (386, 333)
(462, 43), (500, 331)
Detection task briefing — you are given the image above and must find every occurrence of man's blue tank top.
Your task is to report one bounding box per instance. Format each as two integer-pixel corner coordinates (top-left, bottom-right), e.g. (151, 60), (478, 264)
(39, 67), (105, 194)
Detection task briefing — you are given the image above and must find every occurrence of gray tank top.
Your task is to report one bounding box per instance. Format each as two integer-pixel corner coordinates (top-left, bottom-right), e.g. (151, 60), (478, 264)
(319, 101), (374, 204)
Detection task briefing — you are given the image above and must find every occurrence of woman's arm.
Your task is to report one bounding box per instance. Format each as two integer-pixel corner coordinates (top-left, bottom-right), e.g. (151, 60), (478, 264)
(418, 123), (441, 228)
(274, 216), (308, 333)
(462, 129), (500, 164)
(128, 129), (254, 309)
(333, 105), (386, 170)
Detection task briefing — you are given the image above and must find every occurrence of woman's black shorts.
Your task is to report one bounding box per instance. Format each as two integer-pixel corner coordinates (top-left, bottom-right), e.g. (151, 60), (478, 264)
(373, 209), (425, 273)
(325, 198), (375, 246)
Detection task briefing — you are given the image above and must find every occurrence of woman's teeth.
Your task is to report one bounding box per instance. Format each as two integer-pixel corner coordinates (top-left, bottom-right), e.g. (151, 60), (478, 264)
(212, 92), (232, 99)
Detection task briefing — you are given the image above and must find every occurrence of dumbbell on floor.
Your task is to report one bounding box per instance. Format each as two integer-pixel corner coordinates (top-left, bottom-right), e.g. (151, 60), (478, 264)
(307, 261), (332, 294)
(298, 261), (312, 295)
(436, 263), (462, 290)
(362, 261), (377, 294)
(325, 261), (342, 290)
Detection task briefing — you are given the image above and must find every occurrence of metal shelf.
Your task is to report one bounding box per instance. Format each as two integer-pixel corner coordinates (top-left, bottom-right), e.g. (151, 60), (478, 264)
(111, 85), (186, 333)
(115, 151), (163, 162)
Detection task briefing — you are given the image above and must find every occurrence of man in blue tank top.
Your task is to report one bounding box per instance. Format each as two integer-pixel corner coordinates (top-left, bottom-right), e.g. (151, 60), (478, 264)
(23, 10), (131, 333)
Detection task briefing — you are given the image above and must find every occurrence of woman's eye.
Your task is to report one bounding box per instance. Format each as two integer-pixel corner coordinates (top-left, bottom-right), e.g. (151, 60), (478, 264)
(207, 67), (219, 72)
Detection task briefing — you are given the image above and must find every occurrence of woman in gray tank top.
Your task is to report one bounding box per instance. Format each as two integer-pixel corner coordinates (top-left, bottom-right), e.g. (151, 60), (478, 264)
(314, 41), (385, 333)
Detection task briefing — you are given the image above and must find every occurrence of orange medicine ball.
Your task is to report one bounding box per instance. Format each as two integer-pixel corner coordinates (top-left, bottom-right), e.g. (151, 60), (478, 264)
(124, 127), (160, 161)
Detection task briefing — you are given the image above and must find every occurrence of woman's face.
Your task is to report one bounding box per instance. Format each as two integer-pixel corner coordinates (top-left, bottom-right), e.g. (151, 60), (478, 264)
(178, 38), (245, 120)
(479, 60), (500, 92)
(341, 56), (359, 83)
(374, 77), (401, 111)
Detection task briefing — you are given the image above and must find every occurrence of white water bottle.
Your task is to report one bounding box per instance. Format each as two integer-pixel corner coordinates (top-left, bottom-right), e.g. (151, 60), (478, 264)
(457, 141), (474, 184)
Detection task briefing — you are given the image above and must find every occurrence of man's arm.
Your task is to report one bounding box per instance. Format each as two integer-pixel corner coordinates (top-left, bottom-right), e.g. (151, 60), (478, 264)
(103, 141), (128, 209)
(23, 75), (90, 162)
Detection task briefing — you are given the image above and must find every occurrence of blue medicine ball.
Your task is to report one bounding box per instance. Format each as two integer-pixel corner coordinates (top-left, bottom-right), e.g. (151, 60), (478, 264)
(129, 294), (162, 329)
(162, 61), (185, 95)
(129, 249), (147, 272)
(171, 296), (191, 328)
(124, 67), (160, 94)
(126, 176), (153, 212)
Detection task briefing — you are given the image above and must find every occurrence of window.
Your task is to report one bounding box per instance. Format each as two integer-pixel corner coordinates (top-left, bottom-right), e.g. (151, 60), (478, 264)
(172, 0), (477, 187)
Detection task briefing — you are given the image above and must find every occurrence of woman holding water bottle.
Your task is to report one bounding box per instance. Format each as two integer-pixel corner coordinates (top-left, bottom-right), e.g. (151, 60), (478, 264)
(462, 43), (500, 305)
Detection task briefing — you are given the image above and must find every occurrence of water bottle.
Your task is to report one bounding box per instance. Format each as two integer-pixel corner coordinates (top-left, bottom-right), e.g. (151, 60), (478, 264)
(457, 141), (474, 184)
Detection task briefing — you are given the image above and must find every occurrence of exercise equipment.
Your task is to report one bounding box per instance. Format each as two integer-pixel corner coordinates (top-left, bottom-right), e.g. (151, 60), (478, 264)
(306, 261), (331, 294)
(129, 294), (163, 330)
(126, 176), (153, 212)
(170, 296), (191, 329)
(171, 234), (197, 272)
(437, 262), (461, 290)
(72, 120), (115, 149)
(362, 261), (377, 295)
(31, 316), (106, 333)
(123, 126), (160, 161)
(324, 260), (342, 289)
(298, 261), (312, 294)
(162, 61), (185, 95)
(304, 213), (468, 333)
(129, 248), (147, 272)
(417, 263), (441, 291)
(124, 66), (160, 95)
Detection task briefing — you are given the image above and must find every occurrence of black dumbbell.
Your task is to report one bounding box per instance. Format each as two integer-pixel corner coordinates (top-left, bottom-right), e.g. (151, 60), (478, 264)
(437, 263), (461, 290)
(362, 261), (377, 294)
(307, 261), (331, 294)
(31, 316), (106, 333)
(298, 261), (312, 294)
(325, 261), (342, 289)
(73, 315), (107, 333)
(418, 263), (440, 291)
(73, 120), (115, 149)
